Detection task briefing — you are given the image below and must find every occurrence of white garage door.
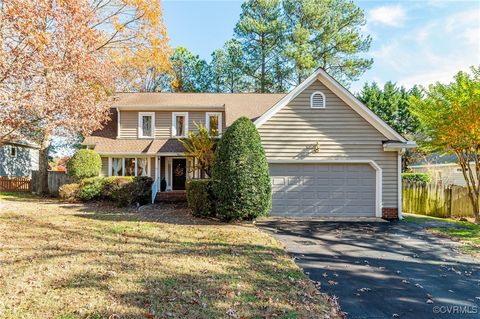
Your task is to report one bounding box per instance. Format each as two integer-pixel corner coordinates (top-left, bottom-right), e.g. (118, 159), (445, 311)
(270, 163), (376, 217)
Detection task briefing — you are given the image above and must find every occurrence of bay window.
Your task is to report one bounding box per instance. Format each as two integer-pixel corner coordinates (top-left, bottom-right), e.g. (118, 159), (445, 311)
(110, 157), (150, 177)
(125, 158), (136, 176)
(138, 112), (155, 138)
(206, 112), (222, 136)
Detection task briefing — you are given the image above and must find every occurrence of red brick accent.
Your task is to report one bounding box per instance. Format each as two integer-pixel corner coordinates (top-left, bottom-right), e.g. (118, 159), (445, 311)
(382, 207), (398, 220)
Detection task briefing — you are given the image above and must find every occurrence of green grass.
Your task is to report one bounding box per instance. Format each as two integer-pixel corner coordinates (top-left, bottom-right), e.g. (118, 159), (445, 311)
(404, 213), (480, 255)
(0, 191), (38, 201)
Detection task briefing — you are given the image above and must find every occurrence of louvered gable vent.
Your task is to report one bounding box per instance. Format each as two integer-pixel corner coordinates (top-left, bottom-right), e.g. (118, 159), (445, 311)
(310, 91), (326, 108)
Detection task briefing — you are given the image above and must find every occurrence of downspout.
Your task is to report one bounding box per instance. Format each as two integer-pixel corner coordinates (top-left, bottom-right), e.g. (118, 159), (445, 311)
(398, 148), (406, 220)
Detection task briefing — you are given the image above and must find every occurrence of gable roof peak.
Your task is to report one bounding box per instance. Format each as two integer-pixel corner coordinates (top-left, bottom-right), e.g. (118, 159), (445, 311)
(254, 68), (407, 143)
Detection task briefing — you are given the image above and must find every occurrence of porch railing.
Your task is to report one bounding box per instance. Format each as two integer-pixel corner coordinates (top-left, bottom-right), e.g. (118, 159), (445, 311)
(151, 177), (160, 204)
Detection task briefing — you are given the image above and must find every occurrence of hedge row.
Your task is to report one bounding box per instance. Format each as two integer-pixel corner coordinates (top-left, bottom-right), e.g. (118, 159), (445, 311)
(402, 172), (432, 184)
(59, 176), (153, 207)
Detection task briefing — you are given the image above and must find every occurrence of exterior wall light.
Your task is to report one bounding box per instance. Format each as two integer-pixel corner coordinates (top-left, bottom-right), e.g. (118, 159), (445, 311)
(313, 141), (321, 153)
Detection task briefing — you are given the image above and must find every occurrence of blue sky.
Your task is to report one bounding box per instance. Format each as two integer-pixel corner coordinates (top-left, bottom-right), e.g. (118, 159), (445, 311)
(163, 0), (480, 93)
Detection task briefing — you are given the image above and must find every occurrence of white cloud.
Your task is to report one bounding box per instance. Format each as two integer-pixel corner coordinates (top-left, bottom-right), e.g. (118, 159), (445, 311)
(353, 8), (480, 93)
(369, 5), (406, 27)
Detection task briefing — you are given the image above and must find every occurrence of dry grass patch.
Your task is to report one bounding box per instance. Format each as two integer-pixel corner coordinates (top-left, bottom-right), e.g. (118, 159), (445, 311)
(0, 194), (338, 319)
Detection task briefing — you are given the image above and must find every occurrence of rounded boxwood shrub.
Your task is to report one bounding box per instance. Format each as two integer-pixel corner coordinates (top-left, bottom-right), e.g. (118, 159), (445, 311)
(186, 179), (215, 217)
(66, 149), (102, 179)
(211, 116), (271, 220)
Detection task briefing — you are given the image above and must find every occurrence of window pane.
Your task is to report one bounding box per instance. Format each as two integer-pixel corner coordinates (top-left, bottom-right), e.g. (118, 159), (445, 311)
(176, 116), (184, 136)
(209, 115), (219, 136)
(125, 158), (135, 176)
(137, 158), (147, 176)
(112, 158), (123, 176)
(142, 116), (152, 137)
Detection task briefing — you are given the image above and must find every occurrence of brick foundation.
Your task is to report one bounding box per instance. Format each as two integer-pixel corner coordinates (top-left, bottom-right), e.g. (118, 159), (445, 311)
(382, 207), (398, 220)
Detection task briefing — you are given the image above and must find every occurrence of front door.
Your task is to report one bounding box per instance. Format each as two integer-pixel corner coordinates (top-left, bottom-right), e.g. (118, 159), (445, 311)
(172, 159), (187, 190)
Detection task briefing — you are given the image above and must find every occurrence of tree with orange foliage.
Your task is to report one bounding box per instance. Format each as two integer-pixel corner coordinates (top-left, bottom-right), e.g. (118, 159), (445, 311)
(1, 0), (115, 194)
(410, 66), (480, 222)
(0, 0), (171, 194)
(91, 0), (172, 91)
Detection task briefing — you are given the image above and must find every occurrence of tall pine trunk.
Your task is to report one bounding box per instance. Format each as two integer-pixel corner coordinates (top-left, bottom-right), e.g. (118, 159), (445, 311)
(36, 137), (51, 195)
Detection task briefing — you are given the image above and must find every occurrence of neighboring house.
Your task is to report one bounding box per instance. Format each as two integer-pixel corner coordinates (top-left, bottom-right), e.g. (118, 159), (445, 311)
(410, 162), (476, 187)
(83, 68), (415, 219)
(0, 141), (39, 177)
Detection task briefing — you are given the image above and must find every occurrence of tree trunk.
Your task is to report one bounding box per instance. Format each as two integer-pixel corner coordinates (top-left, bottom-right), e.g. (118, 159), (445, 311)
(36, 138), (51, 195)
(260, 34), (266, 93)
(455, 150), (480, 223)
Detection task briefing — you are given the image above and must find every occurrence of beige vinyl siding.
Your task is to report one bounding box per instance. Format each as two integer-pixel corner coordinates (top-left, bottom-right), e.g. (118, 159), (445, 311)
(119, 111), (225, 138)
(155, 111), (170, 138)
(119, 111), (137, 138)
(189, 112), (206, 134)
(258, 80), (399, 208)
(100, 157), (108, 176)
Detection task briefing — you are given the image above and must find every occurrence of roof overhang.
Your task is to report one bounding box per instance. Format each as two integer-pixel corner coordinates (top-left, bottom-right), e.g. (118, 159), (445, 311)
(3, 141), (40, 149)
(383, 141), (417, 151)
(115, 105), (225, 111)
(254, 68), (408, 143)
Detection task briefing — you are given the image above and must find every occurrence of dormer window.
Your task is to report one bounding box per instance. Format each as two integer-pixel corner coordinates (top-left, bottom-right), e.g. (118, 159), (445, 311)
(138, 112), (155, 138)
(172, 112), (188, 138)
(206, 112), (222, 137)
(311, 91), (326, 108)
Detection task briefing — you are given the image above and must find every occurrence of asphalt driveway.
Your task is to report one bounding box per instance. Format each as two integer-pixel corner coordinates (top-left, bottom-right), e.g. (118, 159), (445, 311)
(258, 218), (480, 319)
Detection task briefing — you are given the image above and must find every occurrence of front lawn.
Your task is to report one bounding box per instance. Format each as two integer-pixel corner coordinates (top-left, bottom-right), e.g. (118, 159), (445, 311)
(0, 193), (337, 319)
(403, 213), (480, 256)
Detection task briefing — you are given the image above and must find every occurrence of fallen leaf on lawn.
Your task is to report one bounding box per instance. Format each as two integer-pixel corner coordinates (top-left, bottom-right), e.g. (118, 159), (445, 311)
(226, 308), (238, 318)
(357, 288), (371, 292)
(327, 280), (338, 285)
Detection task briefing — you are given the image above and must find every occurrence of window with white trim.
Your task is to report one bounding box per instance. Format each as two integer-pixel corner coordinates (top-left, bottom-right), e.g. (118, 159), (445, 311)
(310, 91), (326, 108)
(110, 157), (150, 177)
(172, 112), (188, 138)
(138, 112), (155, 138)
(206, 112), (222, 137)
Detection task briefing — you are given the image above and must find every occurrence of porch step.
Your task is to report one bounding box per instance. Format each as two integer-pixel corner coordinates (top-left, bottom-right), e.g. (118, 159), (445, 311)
(155, 191), (187, 203)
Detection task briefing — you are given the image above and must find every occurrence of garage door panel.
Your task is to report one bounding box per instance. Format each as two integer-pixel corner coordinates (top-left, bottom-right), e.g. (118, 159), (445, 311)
(270, 163), (376, 217)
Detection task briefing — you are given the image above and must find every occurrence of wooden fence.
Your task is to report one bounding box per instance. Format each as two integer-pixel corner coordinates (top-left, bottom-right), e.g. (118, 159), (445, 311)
(0, 176), (31, 192)
(403, 181), (477, 218)
(31, 171), (73, 195)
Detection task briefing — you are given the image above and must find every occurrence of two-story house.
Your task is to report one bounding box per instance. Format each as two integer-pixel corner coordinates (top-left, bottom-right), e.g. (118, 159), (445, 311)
(83, 69), (415, 219)
(83, 93), (283, 192)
